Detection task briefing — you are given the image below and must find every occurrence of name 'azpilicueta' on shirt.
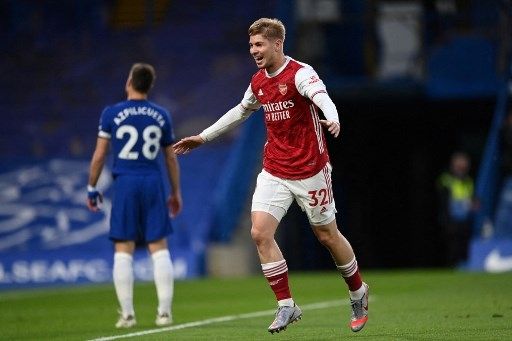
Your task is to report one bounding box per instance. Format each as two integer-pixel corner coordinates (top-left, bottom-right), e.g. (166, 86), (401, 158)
(113, 106), (166, 127)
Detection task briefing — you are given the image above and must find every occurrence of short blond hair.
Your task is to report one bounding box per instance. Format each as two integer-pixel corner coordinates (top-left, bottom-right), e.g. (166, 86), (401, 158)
(248, 18), (285, 41)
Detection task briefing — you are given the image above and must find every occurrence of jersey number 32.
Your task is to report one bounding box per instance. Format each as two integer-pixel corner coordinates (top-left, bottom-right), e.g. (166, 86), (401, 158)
(116, 124), (161, 160)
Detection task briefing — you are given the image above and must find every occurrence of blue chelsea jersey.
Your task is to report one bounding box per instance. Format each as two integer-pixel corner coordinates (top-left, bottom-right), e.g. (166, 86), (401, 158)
(98, 99), (175, 175)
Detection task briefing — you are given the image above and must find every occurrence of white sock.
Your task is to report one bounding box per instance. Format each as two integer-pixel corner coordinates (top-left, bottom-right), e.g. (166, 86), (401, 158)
(152, 249), (174, 316)
(349, 283), (366, 300)
(278, 298), (295, 307)
(113, 252), (134, 317)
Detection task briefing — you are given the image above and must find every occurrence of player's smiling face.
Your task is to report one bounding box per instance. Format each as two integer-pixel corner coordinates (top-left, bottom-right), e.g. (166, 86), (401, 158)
(249, 34), (281, 72)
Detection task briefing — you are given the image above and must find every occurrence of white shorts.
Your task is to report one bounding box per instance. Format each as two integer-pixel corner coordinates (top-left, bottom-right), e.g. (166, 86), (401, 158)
(251, 163), (337, 226)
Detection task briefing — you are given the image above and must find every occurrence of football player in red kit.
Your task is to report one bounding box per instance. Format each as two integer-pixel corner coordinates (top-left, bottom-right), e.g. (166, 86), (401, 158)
(173, 18), (368, 334)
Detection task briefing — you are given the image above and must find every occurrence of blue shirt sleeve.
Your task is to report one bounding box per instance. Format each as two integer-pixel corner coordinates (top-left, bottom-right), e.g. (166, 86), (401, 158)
(98, 106), (112, 139)
(161, 110), (175, 146)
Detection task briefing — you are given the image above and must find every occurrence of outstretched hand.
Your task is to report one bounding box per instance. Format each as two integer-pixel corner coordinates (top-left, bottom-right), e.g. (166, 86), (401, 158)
(320, 120), (341, 138)
(173, 135), (205, 154)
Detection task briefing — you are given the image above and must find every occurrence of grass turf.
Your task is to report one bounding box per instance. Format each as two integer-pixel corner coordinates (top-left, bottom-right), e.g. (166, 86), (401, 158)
(0, 269), (510, 340)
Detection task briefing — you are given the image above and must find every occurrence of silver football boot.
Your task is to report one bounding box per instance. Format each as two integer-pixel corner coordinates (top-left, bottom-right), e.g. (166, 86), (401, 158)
(268, 304), (302, 334)
(349, 282), (369, 332)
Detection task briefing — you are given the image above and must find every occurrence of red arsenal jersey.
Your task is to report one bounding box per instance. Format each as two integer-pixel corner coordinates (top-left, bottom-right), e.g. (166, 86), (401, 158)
(250, 58), (330, 180)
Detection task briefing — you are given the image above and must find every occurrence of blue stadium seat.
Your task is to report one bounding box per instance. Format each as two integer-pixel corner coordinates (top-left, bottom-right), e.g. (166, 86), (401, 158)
(426, 36), (499, 98)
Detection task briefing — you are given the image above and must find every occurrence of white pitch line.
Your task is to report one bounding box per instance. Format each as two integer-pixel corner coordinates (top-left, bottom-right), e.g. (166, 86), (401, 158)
(87, 300), (344, 341)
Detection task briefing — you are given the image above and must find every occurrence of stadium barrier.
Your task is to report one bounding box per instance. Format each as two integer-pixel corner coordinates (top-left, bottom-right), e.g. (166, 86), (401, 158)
(209, 114), (265, 242)
(0, 148), (229, 289)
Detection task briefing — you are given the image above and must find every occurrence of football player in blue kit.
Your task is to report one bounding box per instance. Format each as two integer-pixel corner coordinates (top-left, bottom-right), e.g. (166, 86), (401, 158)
(87, 63), (182, 328)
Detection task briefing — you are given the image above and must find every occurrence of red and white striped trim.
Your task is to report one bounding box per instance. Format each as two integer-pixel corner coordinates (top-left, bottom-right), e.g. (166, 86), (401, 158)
(310, 104), (325, 154)
(322, 165), (333, 204)
(262, 260), (288, 278)
(337, 257), (358, 278)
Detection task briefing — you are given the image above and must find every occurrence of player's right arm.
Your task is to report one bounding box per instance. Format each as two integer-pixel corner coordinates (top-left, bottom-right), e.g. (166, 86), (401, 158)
(87, 136), (109, 211)
(173, 85), (261, 154)
(87, 108), (112, 211)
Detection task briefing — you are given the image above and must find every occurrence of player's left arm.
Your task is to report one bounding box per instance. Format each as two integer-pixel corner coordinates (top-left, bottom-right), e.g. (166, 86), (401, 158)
(313, 93), (340, 138)
(163, 144), (182, 218)
(296, 67), (341, 138)
(87, 137), (109, 211)
(173, 84), (261, 154)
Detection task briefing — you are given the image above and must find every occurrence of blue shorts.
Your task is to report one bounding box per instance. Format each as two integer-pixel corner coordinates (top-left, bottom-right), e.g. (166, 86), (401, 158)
(109, 173), (172, 243)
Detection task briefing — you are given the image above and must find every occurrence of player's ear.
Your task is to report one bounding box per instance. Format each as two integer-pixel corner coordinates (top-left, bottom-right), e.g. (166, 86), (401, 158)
(275, 39), (283, 52)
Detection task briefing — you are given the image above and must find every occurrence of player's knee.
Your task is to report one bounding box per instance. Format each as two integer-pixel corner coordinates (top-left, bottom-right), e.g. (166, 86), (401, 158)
(250, 225), (271, 245)
(315, 229), (339, 247)
(250, 226), (263, 243)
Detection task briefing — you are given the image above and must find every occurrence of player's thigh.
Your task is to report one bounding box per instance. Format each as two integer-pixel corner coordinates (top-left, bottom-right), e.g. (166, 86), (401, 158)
(292, 163), (337, 225)
(251, 210), (280, 240)
(251, 170), (294, 223)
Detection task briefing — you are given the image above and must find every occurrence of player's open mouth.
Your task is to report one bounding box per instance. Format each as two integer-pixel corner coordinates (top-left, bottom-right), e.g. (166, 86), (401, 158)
(255, 56), (264, 63)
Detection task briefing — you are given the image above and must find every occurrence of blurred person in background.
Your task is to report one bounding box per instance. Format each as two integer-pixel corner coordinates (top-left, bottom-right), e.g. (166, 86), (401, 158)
(174, 18), (368, 334)
(437, 151), (477, 267)
(87, 63), (182, 328)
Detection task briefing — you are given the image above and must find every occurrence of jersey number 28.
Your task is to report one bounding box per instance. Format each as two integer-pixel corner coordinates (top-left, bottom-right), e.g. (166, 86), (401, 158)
(116, 125), (161, 160)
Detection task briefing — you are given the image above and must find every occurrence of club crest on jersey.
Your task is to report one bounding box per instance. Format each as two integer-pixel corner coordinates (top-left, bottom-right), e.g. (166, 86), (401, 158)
(278, 83), (287, 95)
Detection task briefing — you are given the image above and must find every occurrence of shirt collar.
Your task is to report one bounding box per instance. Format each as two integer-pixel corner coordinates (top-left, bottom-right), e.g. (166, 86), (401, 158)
(266, 56), (290, 78)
